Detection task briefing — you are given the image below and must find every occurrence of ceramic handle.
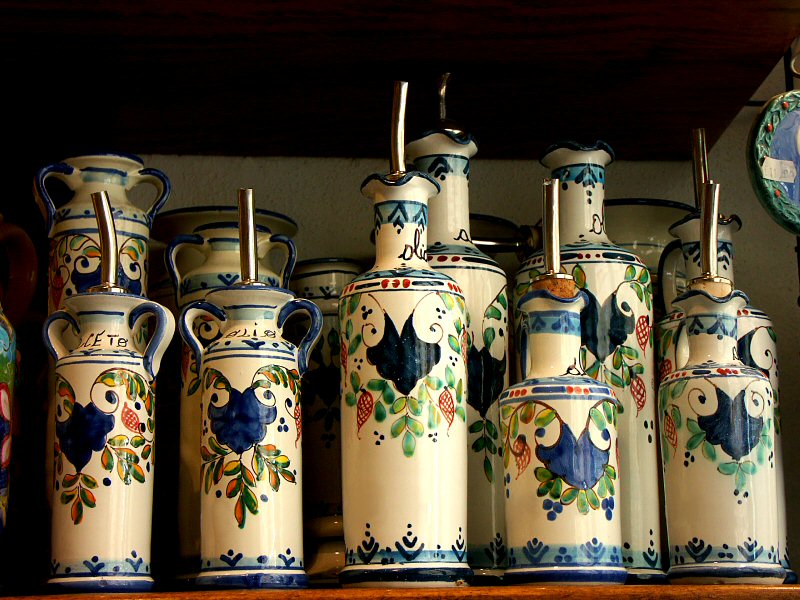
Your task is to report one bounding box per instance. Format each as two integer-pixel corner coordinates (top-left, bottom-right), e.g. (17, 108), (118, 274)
(42, 310), (79, 362)
(166, 233), (205, 308)
(132, 167), (172, 227)
(258, 234), (297, 288)
(178, 301), (227, 362)
(277, 298), (322, 374)
(129, 301), (176, 380)
(33, 162), (76, 235)
(0, 219), (38, 325)
(657, 239), (684, 312)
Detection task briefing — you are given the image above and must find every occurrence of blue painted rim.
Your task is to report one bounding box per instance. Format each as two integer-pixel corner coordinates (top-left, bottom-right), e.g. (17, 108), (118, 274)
(674, 288), (749, 306)
(47, 577), (154, 592)
(339, 566), (473, 585)
(784, 568), (798, 584)
(360, 171), (442, 193)
(517, 288), (587, 309)
(504, 567), (627, 584)
(155, 205), (298, 231)
(541, 140), (616, 164)
(194, 572), (308, 589)
(417, 128), (476, 146)
(667, 563), (785, 581)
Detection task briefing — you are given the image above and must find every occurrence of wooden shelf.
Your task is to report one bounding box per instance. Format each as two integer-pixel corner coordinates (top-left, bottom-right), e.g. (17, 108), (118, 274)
(5, 585), (800, 600)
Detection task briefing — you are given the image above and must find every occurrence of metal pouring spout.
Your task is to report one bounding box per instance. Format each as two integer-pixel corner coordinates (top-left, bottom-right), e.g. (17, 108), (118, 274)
(88, 190), (127, 294)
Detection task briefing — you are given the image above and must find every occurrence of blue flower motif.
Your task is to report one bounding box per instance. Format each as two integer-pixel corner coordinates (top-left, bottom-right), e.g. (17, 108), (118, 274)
(209, 387), (278, 454)
(56, 402), (115, 472)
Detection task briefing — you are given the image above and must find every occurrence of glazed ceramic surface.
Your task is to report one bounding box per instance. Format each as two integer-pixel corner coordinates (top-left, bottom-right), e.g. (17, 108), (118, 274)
(746, 89), (800, 235)
(290, 258), (361, 582)
(179, 285), (322, 588)
(0, 304), (15, 538)
(655, 212), (791, 578)
(658, 289), (783, 584)
(501, 289), (624, 584)
(408, 131), (508, 580)
(513, 142), (662, 580)
(338, 172), (471, 587)
(43, 292), (174, 591)
(167, 223), (296, 576)
(34, 153), (171, 313)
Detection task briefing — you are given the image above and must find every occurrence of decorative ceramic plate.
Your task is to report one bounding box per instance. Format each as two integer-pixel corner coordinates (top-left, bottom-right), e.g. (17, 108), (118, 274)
(746, 89), (800, 235)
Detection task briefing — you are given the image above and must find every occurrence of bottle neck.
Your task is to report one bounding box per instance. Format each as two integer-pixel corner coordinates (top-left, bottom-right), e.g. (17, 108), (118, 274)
(551, 163), (610, 244)
(373, 200), (430, 270)
(412, 154), (472, 246)
(522, 308), (583, 379)
(684, 312), (739, 364)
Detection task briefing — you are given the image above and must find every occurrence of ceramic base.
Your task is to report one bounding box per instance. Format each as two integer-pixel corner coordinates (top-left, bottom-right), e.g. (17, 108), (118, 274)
(339, 564), (473, 587)
(667, 562), (785, 584)
(194, 569), (308, 589)
(469, 566), (504, 585)
(504, 566), (627, 585)
(47, 575), (155, 592)
(784, 568), (798, 584)
(625, 567), (667, 584)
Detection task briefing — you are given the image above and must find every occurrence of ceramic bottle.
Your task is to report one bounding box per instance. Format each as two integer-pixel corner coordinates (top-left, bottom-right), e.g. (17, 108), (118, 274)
(406, 83), (508, 581)
(0, 302), (15, 540)
(43, 191), (175, 591)
(178, 190), (321, 588)
(658, 182), (783, 584)
(513, 141), (662, 580)
(167, 219), (296, 578)
(502, 179), (625, 584)
(289, 258), (361, 583)
(338, 82), (470, 587)
(34, 153), (171, 312)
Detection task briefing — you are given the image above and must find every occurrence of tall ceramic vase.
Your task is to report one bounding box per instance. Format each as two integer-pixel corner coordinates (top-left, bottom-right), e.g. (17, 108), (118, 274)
(658, 288), (783, 583)
(167, 223), (295, 578)
(501, 289), (625, 584)
(290, 258), (361, 582)
(43, 291), (174, 590)
(179, 285), (322, 588)
(655, 212), (792, 580)
(407, 131), (508, 581)
(514, 141), (662, 581)
(338, 171), (471, 587)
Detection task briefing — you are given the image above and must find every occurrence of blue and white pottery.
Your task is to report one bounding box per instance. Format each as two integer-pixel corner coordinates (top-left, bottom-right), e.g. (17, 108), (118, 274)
(658, 288), (783, 584)
(179, 284), (322, 588)
(513, 142), (662, 581)
(34, 153), (171, 314)
(500, 289), (625, 585)
(43, 292), (175, 591)
(167, 222), (296, 577)
(655, 211), (792, 580)
(338, 171), (471, 587)
(407, 130), (508, 581)
(290, 258), (361, 582)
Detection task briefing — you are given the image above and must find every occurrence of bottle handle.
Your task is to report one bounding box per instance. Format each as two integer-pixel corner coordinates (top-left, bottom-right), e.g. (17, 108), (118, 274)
(657, 239), (684, 314)
(42, 310), (79, 362)
(178, 301), (227, 363)
(258, 234), (296, 288)
(278, 298), (323, 374)
(166, 234), (205, 309)
(129, 301), (176, 380)
(33, 162), (76, 235)
(0, 219), (39, 325)
(131, 167), (172, 228)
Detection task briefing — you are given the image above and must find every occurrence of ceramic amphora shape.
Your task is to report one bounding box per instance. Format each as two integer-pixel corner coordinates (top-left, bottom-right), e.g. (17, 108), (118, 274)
(655, 212), (792, 579)
(338, 172), (471, 587)
(658, 289), (783, 584)
(179, 285), (322, 588)
(167, 224), (296, 577)
(501, 289), (625, 584)
(34, 153), (171, 313)
(407, 131), (509, 581)
(513, 142), (662, 580)
(43, 292), (175, 591)
(289, 258), (361, 583)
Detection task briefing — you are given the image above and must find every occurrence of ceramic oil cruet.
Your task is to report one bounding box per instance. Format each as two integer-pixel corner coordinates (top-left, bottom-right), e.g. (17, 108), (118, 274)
(513, 141), (661, 580)
(656, 129), (792, 581)
(290, 258), (361, 583)
(178, 189), (322, 588)
(167, 209), (296, 578)
(35, 153), (171, 313)
(405, 73), (508, 582)
(43, 191), (175, 591)
(658, 182), (783, 584)
(502, 179), (625, 584)
(338, 82), (471, 587)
